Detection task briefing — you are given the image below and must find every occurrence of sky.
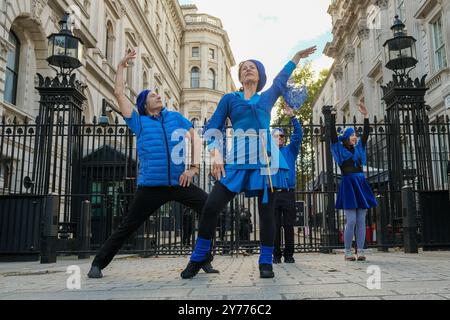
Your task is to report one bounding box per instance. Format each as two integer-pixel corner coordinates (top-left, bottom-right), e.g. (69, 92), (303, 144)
(178, 0), (334, 87)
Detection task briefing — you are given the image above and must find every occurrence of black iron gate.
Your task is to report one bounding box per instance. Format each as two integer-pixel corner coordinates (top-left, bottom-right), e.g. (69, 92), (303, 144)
(0, 111), (449, 258)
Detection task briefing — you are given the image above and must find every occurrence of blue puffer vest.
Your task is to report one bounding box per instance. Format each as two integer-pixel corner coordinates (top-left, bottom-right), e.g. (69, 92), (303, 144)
(136, 108), (190, 187)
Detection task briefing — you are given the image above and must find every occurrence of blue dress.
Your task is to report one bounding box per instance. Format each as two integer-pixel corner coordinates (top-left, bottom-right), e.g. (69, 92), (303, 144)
(330, 118), (377, 210)
(204, 61), (297, 202)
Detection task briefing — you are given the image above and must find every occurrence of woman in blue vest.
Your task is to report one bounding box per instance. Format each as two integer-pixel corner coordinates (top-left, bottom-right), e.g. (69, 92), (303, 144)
(88, 50), (218, 278)
(329, 100), (377, 262)
(181, 46), (317, 279)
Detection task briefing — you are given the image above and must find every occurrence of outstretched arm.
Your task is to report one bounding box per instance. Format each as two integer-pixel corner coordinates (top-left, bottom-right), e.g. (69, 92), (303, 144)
(330, 111), (338, 144)
(358, 99), (370, 147)
(265, 46), (318, 109)
(114, 49), (137, 119)
(284, 105), (303, 156)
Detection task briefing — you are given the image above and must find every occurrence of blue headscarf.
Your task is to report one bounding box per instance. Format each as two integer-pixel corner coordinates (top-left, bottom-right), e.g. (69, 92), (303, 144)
(240, 60), (267, 92)
(136, 89), (151, 116)
(334, 127), (366, 167)
(338, 127), (356, 143)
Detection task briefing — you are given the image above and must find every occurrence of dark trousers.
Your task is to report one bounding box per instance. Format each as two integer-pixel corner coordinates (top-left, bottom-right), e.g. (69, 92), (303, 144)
(274, 191), (296, 259)
(92, 185), (208, 270)
(198, 182), (277, 247)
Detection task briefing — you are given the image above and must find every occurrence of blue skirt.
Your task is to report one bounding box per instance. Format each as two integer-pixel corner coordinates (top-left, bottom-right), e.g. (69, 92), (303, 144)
(336, 173), (377, 210)
(220, 167), (290, 202)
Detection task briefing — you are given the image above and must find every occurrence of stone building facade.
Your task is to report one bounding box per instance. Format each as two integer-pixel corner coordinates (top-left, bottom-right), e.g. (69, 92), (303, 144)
(0, 0), (236, 125)
(312, 0), (450, 123)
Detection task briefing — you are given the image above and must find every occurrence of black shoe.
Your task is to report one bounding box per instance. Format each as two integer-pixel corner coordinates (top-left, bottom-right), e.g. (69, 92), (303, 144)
(273, 257), (282, 264)
(181, 253), (214, 279)
(259, 264), (275, 279)
(284, 256), (296, 264)
(87, 265), (103, 279)
(202, 262), (220, 274)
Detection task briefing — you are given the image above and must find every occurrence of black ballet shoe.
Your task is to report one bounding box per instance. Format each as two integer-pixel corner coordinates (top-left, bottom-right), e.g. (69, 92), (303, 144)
(259, 264), (275, 279)
(202, 262), (220, 274)
(87, 265), (103, 279)
(181, 253), (214, 279)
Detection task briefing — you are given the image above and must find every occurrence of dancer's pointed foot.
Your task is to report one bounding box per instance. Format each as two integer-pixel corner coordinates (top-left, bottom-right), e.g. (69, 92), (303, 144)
(259, 264), (275, 279)
(202, 262), (220, 274)
(181, 253), (214, 279)
(87, 265), (103, 279)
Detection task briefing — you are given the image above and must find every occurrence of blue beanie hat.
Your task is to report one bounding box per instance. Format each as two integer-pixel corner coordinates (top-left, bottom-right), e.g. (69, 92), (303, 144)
(136, 89), (151, 116)
(272, 128), (285, 136)
(243, 60), (266, 92)
(339, 127), (356, 142)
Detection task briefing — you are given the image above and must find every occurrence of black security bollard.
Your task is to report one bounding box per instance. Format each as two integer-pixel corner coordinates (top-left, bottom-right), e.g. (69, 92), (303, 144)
(78, 200), (91, 259)
(402, 186), (418, 254)
(41, 194), (59, 264)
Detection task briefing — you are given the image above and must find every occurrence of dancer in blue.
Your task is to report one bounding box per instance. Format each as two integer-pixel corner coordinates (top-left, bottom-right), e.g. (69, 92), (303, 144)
(329, 100), (377, 262)
(181, 46), (317, 279)
(271, 104), (303, 264)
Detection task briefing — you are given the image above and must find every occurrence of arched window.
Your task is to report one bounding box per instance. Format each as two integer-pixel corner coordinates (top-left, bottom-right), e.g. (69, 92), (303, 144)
(105, 21), (115, 65)
(4, 30), (20, 105)
(191, 67), (200, 88)
(208, 69), (216, 90)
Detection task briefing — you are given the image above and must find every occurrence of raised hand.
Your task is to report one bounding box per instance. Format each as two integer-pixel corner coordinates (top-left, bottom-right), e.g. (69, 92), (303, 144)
(358, 99), (369, 118)
(292, 46), (317, 64)
(118, 49), (137, 69)
(283, 104), (295, 118)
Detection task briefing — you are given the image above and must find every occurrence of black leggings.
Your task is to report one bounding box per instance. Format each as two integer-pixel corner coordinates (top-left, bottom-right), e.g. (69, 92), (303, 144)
(198, 182), (277, 247)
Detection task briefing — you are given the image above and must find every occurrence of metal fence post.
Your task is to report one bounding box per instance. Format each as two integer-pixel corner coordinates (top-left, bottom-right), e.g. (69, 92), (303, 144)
(78, 200), (91, 259)
(41, 193), (59, 264)
(402, 185), (418, 254)
(375, 195), (389, 252)
(321, 106), (338, 253)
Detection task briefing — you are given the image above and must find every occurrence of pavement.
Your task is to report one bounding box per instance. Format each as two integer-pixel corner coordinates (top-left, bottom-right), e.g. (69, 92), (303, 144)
(1, 250), (450, 300)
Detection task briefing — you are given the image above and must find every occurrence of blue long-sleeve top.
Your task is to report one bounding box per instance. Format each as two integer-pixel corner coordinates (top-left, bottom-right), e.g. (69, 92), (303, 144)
(280, 117), (303, 189)
(330, 114), (370, 175)
(204, 61), (297, 171)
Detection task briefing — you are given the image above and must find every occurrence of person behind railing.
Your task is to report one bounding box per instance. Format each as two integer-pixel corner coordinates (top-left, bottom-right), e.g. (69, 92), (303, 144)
(180, 46), (317, 280)
(87, 49), (219, 278)
(271, 104), (303, 264)
(329, 99), (377, 262)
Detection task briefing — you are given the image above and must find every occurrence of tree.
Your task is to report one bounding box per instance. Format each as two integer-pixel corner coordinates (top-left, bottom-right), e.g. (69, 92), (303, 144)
(273, 62), (329, 193)
(274, 62), (329, 125)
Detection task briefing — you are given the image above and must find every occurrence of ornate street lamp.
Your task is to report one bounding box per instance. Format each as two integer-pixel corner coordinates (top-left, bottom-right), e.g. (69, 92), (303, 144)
(381, 16), (433, 254)
(47, 12), (84, 76)
(383, 15), (418, 77)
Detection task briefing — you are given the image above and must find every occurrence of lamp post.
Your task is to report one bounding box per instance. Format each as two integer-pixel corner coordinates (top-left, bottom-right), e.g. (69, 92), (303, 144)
(47, 12), (84, 77)
(382, 16), (432, 253)
(33, 13), (87, 264)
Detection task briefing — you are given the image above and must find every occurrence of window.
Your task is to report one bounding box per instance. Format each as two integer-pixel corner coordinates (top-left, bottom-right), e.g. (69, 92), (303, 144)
(4, 30), (20, 105)
(396, 0), (406, 22)
(209, 48), (215, 60)
(105, 21), (114, 65)
(191, 67), (200, 88)
(372, 15), (381, 54)
(208, 69), (216, 90)
(192, 47), (199, 58)
(431, 15), (448, 72)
